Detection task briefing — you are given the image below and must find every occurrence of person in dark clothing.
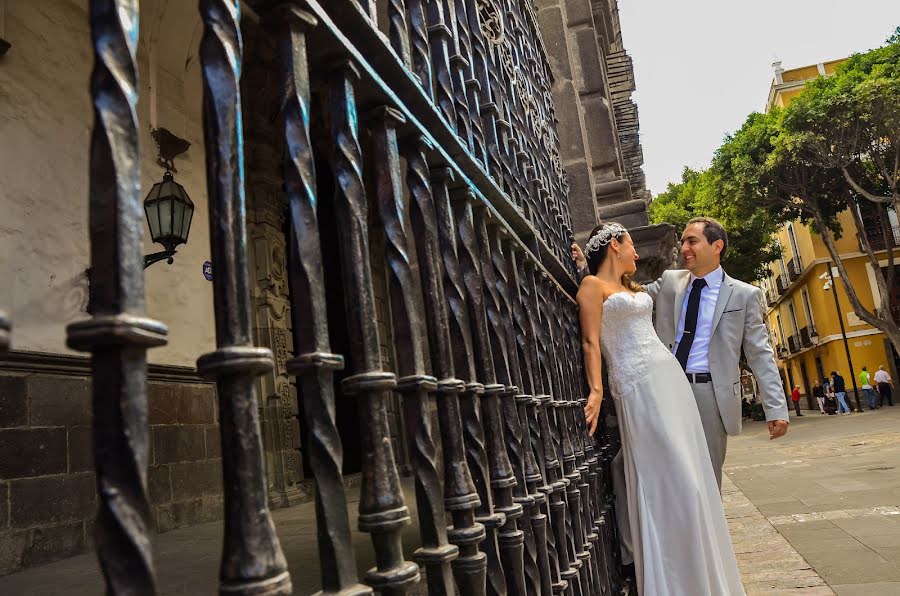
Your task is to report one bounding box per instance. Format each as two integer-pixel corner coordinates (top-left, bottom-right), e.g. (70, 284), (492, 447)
(831, 371), (851, 414)
(812, 380), (825, 414)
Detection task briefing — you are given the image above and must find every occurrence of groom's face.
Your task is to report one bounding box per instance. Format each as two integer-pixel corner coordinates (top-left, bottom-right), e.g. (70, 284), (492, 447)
(680, 222), (722, 274)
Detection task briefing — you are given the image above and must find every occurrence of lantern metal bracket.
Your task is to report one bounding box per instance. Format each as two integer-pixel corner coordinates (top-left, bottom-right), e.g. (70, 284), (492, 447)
(144, 250), (177, 269)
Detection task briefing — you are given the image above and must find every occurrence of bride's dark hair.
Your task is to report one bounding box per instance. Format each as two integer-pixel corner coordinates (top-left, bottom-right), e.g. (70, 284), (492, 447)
(585, 221), (643, 293)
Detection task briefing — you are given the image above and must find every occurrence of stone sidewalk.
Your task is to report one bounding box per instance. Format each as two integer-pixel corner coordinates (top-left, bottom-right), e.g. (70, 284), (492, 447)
(3, 407), (899, 594)
(725, 405), (900, 595)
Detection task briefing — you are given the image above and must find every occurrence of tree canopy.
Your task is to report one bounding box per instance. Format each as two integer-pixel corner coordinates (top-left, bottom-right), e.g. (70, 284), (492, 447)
(649, 164), (782, 282)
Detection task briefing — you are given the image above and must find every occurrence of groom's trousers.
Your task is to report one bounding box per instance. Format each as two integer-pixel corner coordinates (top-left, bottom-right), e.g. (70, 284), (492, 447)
(689, 380), (729, 489)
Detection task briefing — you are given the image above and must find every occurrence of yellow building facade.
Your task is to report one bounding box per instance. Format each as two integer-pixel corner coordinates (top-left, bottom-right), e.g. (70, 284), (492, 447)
(759, 60), (899, 410)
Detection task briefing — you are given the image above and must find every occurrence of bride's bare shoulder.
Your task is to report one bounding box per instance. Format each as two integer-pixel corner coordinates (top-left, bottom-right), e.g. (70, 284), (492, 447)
(577, 276), (617, 305)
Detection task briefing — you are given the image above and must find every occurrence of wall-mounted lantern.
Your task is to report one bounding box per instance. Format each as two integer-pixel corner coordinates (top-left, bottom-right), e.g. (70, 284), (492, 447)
(144, 128), (193, 269)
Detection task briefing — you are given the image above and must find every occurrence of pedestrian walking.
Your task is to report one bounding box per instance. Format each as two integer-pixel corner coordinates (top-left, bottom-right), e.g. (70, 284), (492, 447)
(874, 365), (894, 407)
(812, 380), (825, 414)
(791, 385), (803, 416)
(831, 371), (851, 414)
(859, 366), (878, 410)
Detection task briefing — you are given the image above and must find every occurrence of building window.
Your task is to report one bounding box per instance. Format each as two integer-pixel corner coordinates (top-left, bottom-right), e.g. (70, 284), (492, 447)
(801, 288), (815, 329)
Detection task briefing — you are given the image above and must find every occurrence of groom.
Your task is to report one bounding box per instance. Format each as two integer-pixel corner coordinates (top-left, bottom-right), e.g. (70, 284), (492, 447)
(575, 217), (790, 486)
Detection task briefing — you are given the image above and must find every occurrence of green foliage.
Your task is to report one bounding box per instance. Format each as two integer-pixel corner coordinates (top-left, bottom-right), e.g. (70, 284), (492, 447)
(781, 28), (900, 203)
(649, 166), (782, 282)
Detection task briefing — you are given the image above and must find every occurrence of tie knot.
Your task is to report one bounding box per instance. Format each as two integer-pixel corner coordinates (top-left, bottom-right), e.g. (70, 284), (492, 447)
(692, 278), (707, 289)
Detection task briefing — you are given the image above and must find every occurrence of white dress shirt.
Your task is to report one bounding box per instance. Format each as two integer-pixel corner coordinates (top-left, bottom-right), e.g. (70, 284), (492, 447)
(674, 266), (724, 374)
(874, 369), (892, 384)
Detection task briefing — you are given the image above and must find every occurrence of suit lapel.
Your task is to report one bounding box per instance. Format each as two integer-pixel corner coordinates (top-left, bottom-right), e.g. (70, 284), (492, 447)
(673, 271), (691, 331)
(710, 271), (735, 336)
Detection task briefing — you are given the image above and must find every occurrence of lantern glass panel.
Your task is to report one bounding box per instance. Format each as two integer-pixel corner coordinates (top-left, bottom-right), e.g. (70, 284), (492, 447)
(159, 197), (173, 237)
(181, 203), (194, 242)
(146, 196), (161, 240)
(172, 198), (185, 240)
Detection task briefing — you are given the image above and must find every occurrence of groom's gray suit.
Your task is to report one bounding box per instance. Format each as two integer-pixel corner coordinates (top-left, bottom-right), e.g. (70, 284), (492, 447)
(611, 268), (789, 565)
(645, 269), (789, 456)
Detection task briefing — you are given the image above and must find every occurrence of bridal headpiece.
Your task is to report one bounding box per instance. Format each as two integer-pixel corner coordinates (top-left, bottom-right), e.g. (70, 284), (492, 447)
(585, 223), (627, 255)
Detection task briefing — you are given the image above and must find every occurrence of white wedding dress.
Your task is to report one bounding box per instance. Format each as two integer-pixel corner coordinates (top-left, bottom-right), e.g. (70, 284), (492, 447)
(601, 291), (745, 595)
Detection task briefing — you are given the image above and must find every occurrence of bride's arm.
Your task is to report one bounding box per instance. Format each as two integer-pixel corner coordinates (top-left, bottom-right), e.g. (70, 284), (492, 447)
(577, 276), (604, 436)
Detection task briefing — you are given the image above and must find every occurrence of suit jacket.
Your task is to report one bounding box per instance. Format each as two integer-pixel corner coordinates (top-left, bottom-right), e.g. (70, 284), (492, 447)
(645, 269), (789, 435)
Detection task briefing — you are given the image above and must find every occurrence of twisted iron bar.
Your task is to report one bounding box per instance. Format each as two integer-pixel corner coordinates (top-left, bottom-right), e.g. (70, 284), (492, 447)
(327, 63), (420, 596)
(411, 159), (489, 596)
(436, 186), (505, 595)
(406, 0), (433, 95)
(484, 223), (543, 595)
(372, 109), (458, 596)
(387, 0), (412, 68)
(425, 0), (457, 132)
(455, 193), (528, 596)
(66, 3), (167, 593)
(196, 2), (291, 593)
(267, 7), (370, 595)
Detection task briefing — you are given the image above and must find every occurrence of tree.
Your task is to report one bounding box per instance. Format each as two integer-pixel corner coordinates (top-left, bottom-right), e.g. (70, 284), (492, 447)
(649, 166), (782, 282)
(782, 28), (900, 208)
(713, 94), (900, 356)
(775, 29), (900, 352)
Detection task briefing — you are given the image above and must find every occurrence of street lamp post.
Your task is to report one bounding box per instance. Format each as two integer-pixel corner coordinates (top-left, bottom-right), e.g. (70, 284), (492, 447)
(821, 268), (863, 412)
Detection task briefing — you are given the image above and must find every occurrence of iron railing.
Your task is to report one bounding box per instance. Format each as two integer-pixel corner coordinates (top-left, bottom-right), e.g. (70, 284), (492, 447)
(776, 274), (789, 295)
(64, 1), (623, 595)
(799, 325), (817, 348)
(862, 224), (900, 252)
(787, 257), (802, 282)
(788, 334), (802, 354)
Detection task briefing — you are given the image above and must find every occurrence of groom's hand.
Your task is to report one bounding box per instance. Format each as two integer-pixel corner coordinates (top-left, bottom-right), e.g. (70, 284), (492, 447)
(768, 419), (789, 440)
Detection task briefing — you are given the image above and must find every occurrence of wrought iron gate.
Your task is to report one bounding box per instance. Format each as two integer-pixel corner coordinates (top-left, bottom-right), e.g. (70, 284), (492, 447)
(22, 0), (626, 594)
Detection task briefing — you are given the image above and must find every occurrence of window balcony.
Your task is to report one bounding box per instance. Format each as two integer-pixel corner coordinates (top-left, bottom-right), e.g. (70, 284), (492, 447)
(776, 275), (789, 294)
(787, 257), (802, 282)
(799, 325), (817, 348)
(862, 224), (900, 252)
(787, 334), (802, 354)
(767, 291), (777, 306)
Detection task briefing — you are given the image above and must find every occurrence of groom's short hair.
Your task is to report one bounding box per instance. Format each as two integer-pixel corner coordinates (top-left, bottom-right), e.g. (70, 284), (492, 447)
(688, 217), (728, 258)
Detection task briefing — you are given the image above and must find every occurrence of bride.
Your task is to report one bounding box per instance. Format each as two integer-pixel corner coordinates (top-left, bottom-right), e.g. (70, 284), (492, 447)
(577, 222), (745, 595)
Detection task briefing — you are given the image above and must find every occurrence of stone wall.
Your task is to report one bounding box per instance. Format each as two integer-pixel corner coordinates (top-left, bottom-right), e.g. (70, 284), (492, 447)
(0, 0), (216, 366)
(0, 362), (220, 575)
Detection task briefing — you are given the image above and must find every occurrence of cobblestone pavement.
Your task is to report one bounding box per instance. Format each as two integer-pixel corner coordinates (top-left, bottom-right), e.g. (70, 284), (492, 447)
(725, 405), (900, 595)
(3, 407), (898, 594)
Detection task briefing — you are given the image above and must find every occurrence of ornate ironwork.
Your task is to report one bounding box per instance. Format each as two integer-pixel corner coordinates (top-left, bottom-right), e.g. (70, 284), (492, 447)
(373, 110), (459, 595)
(74, 1), (624, 594)
(267, 7), (370, 595)
(196, 1), (291, 593)
(327, 62), (420, 595)
(66, 2), (168, 594)
(430, 167), (490, 596)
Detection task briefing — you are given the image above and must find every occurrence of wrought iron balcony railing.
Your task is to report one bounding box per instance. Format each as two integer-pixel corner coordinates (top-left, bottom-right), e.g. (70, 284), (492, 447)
(788, 334), (802, 354)
(862, 224), (900, 252)
(776, 275), (789, 294)
(799, 325), (817, 348)
(787, 257), (802, 281)
(59, 1), (623, 595)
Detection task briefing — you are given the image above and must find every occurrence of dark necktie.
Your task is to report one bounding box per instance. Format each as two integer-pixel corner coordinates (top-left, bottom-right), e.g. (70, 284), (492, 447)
(675, 278), (708, 371)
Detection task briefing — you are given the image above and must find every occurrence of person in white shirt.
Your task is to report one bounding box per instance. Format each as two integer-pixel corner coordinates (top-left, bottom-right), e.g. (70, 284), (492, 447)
(874, 365), (894, 407)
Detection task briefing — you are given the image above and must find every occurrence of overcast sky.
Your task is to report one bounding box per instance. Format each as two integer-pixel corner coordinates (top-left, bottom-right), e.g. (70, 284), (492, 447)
(617, 1), (900, 197)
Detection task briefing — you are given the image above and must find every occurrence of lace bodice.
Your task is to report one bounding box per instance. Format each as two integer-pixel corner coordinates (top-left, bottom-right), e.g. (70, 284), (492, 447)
(601, 292), (670, 396)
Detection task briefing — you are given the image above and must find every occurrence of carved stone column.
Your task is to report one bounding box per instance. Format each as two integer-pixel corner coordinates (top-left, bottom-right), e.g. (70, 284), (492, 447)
(243, 23), (305, 508)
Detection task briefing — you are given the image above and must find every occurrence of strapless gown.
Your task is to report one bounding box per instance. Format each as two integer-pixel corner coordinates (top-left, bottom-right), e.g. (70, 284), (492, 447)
(600, 291), (745, 595)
